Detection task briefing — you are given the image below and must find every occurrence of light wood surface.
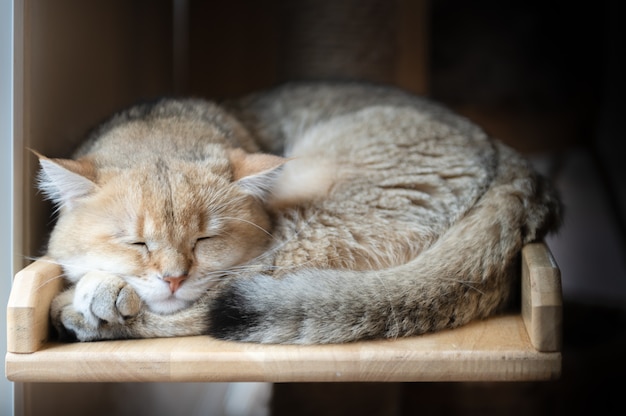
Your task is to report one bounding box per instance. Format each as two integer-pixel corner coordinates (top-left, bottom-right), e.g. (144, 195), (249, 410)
(6, 315), (559, 383)
(6, 258), (63, 354)
(521, 243), (563, 352)
(5, 242), (562, 383)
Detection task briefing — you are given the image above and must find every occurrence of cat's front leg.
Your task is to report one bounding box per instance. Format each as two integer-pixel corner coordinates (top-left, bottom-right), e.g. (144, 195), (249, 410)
(51, 272), (143, 341)
(51, 272), (213, 341)
(73, 271), (142, 326)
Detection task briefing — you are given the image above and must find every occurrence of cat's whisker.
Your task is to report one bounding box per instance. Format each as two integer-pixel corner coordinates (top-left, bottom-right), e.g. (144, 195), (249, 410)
(241, 213), (318, 265)
(33, 273), (67, 292)
(18, 256), (70, 292)
(220, 216), (277, 240)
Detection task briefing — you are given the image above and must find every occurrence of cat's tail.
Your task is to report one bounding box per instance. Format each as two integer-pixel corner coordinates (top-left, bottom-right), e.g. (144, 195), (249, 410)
(207, 144), (562, 344)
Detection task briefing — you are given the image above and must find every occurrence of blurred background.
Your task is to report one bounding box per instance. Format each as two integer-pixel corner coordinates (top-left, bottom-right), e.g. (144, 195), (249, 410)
(2, 0), (625, 414)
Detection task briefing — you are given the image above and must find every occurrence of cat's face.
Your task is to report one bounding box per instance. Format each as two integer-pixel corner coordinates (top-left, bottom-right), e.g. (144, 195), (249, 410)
(39, 149), (284, 313)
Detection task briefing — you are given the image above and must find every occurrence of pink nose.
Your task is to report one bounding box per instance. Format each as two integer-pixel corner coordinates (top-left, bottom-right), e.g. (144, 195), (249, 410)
(163, 275), (188, 293)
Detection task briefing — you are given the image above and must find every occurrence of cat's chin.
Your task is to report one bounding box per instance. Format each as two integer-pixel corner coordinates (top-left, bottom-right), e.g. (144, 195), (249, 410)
(146, 297), (192, 315)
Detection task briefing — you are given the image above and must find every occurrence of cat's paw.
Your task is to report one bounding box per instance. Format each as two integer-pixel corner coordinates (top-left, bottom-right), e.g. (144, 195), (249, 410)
(73, 271), (142, 327)
(51, 293), (136, 342)
(50, 272), (143, 341)
(50, 289), (99, 342)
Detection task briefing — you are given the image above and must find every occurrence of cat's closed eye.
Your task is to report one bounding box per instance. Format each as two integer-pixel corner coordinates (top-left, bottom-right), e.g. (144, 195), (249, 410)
(194, 236), (214, 248)
(193, 235), (215, 249)
(129, 241), (149, 251)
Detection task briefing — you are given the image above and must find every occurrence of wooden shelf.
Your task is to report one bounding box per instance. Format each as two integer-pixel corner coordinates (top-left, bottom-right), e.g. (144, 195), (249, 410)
(5, 243), (562, 383)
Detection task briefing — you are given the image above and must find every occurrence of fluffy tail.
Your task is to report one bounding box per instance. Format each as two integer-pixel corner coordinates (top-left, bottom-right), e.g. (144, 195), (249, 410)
(208, 144), (562, 344)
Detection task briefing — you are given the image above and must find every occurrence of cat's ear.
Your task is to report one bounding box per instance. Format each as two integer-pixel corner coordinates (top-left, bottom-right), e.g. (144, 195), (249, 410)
(228, 148), (287, 200)
(34, 151), (97, 209)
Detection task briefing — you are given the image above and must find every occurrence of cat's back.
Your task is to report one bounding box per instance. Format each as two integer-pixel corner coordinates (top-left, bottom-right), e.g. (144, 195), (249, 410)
(229, 82), (487, 154)
(250, 82), (497, 212)
(239, 83), (502, 270)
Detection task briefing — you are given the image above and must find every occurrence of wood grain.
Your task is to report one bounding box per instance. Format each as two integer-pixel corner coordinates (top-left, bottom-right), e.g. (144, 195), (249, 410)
(6, 315), (560, 382)
(5, 243), (562, 382)
(6, 258), (63, 354)
(521, 243), (563, 352)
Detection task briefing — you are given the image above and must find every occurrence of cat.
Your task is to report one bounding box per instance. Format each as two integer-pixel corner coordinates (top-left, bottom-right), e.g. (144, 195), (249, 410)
(39, 81), (562, 344)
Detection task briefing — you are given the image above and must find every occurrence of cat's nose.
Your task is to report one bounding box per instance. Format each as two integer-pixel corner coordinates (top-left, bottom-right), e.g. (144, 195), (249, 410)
(163, 275), (188, 293)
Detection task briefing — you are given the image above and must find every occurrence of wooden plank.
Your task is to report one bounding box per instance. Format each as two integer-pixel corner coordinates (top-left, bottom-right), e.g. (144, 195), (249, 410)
(521, 242), (563, 352)
(6, 259), (63, 353)
(5, 243), (562, 382)
(5, 315), (560, 383)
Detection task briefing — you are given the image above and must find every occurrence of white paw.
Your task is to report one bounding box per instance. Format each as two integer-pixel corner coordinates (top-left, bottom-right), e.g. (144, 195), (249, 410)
(73, 271), (142, 327)
(50, 272), (144, 341)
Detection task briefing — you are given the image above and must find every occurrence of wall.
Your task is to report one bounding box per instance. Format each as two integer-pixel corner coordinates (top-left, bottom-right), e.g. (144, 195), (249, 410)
(2, 0), (15, 414)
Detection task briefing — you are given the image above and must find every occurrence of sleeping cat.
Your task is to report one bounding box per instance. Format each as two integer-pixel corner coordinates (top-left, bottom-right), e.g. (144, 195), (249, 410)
(39, 82), (562, 344)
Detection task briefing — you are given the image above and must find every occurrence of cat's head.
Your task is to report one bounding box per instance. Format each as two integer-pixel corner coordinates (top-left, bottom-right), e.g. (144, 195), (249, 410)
(36, 148), (285, 314)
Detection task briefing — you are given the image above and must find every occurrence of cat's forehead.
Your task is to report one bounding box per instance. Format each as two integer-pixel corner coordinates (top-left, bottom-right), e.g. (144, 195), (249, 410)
(93, 119), (234, 172)
(134, 163), (229, 200)
(110, 163), (238, 222)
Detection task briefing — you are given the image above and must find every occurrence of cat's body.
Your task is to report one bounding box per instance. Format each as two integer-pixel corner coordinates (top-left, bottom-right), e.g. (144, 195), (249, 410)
(40, 82), (561, 344)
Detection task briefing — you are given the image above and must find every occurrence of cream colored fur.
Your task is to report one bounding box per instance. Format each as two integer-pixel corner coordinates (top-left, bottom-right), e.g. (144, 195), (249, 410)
(40, 82), (562, 344)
